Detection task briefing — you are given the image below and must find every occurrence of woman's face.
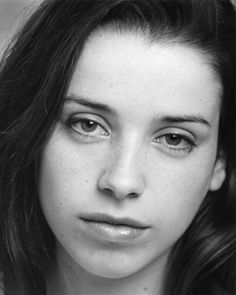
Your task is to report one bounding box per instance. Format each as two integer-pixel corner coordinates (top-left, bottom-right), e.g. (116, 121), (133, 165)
(39, 30), (225, 280)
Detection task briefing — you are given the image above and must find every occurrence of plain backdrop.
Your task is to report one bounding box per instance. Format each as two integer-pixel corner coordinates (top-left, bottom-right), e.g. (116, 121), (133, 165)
(0, 0), (41, 55)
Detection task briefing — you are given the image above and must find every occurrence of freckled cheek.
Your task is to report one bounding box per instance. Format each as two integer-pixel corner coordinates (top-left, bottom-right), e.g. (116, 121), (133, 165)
(144, 161), (214, 230)
(55, 148), (106, 198)
(38, 139), (107, 212)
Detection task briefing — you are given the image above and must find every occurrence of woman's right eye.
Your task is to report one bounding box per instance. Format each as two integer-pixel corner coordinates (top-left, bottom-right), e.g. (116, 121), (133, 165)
(66, 117), (109, 142)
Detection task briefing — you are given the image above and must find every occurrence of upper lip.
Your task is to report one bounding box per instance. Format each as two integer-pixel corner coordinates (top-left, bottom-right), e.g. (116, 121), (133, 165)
(80, 213), (150, 229)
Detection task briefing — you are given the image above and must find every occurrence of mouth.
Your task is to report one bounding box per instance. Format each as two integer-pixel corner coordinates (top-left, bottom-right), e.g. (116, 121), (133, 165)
(80, 213), (149, 229)
(79, 213), (150, 242)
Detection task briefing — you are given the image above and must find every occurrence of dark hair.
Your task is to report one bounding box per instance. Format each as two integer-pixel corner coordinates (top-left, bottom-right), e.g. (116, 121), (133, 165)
(0, 0), (236, 294)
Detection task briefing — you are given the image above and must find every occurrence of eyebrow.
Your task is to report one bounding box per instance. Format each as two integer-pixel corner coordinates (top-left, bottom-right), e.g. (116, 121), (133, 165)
(65, 95), (211, 128)
(65, 95), (115, 115)
(161, 115), (211, 128)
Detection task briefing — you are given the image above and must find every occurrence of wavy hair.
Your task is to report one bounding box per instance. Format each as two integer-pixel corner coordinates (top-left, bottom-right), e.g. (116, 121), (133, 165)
(0, 0), (236, 294)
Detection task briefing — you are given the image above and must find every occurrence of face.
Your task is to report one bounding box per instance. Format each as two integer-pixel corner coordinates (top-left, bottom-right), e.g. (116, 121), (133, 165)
(39, 29), (225, 280)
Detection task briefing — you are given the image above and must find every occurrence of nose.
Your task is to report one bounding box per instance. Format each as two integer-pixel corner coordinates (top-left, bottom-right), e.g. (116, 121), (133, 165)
(97, 144), (145, 200)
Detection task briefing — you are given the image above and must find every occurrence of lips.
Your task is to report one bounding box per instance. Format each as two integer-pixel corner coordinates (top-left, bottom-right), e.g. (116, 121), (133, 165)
(80, 213), (149, 229)
(79, 213), (150, 242)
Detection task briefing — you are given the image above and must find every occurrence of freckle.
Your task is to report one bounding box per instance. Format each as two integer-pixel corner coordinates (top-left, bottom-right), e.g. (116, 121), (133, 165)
(144, 287), (148, 292)
(109, 83), (113, 88)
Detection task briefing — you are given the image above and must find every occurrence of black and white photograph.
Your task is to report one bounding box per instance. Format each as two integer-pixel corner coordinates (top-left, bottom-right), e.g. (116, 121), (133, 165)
(0, 1), (236, 294)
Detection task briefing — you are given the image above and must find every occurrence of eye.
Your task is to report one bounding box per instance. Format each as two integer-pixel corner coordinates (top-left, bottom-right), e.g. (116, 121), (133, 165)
(79, 120), (100, 133)
(66, 116), (109, 142)
(154, 132), (196, 155)
(71, 118), (108, 136)
(164, 134), (185, 146)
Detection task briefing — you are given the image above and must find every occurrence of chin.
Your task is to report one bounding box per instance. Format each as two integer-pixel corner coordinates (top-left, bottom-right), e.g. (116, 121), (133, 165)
(79, 256), (144, 280)
(87, 267), (137, 280)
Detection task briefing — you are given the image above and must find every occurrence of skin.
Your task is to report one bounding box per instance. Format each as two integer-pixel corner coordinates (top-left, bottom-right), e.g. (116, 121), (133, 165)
(39, 29), (225, 295)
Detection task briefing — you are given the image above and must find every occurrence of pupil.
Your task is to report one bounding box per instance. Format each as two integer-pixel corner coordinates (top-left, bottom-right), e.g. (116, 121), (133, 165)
(81, 120), (97, 132)
(166, 134), (182, 146)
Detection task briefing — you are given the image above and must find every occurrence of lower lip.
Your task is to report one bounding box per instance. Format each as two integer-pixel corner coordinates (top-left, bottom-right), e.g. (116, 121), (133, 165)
(80, 219), (148, 243)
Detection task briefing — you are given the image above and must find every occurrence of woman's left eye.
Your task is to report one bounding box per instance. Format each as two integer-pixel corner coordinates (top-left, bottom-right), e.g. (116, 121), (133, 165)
(67, 117), (109, 141)
(154, 133), (196, 155)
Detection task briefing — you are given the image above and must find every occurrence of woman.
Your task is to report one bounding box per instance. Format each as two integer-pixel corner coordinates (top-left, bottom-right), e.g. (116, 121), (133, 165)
(0, 0), (236, 294)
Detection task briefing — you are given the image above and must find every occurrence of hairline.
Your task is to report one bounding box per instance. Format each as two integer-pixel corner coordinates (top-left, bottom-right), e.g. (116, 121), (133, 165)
(86, 23), (223, 100)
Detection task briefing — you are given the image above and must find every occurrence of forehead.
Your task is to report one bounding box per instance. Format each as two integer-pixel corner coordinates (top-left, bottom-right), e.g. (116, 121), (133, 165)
(68, 29), (222, 121)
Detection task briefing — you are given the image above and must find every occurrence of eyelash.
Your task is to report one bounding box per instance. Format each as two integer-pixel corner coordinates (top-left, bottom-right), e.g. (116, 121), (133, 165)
(66, 117), (109, 142)
(66, 117), (196, 155)
(153, 133), (196, 155)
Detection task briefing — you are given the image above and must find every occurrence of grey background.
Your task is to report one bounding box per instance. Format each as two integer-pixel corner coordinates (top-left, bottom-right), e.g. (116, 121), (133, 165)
(0, 0), (41, 55)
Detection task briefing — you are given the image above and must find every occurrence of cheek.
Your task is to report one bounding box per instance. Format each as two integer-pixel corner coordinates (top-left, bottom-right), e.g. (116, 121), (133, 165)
(144, 152), (216, 235)
(38, 129), (104, 227)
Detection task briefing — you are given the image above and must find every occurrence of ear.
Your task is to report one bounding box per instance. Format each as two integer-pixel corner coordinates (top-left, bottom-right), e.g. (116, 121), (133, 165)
(209, 154), (226, 191)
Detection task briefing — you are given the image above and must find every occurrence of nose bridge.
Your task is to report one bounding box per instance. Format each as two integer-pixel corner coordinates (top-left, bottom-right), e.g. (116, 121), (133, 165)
(113, 139), (140, 177)
(98, 133), (145, 199)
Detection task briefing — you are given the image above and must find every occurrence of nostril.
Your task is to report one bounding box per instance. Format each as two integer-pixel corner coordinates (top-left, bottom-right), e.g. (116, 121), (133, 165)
(102, 188), (115, 196)
(100, 187), (139, 199)
(128, 192), (139, 199)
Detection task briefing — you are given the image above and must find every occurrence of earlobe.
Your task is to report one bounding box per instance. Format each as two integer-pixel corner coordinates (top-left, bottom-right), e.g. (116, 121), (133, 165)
(209, 156), (226, 191)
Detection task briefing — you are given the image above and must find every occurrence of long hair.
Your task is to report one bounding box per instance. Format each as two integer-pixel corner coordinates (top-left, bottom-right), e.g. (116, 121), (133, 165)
(0, 1), (235, 294)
